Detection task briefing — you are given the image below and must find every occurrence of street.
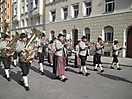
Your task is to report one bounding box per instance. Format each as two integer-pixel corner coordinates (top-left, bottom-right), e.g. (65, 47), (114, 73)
(0, 59), (132, 99)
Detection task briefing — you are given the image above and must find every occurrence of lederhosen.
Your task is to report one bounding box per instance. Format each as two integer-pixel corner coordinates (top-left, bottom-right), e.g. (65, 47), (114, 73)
(112, 45), (122, 63)
(79, 43), (87, 66)
(13, 51), (18, 60)
(95, 43), (103, 64)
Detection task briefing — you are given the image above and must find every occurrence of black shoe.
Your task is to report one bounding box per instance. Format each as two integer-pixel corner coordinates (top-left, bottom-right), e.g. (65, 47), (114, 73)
(93, 69), (98, 71)
(56, 76), (61, 80)
(19, 80), (24, 86)
(62, 78), (68, 82)
(117, 68), (121, 70)
(110, 66), (115, 69)
(25, 86), (30, 91)
(3, 75), (7, 79)
(79, 72), (83, 74)
(41, 72), (45, 75)
(7, 77), (11, 81)
(75, 66), (78, 68)
(65, 68), (68, 71)
(85, 73), (90, 76)
(101, 70), (104, 73)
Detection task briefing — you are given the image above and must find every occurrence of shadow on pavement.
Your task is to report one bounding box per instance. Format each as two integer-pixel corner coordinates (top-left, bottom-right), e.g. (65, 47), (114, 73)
(30, 65), (57, 80)
(98, 73), (132, 84)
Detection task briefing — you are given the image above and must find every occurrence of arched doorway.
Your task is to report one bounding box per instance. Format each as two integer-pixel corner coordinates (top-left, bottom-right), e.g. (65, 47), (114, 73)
(72, 29), (78, 48)
(126, 27), (132, 58)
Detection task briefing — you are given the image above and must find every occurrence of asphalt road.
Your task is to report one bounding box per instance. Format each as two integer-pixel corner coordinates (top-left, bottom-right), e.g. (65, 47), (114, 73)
(0, 59), (132, 99)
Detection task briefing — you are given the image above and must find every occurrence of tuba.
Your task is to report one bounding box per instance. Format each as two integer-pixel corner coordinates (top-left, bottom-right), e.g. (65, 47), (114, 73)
(19, 28), (41, 62)
(1, 32), (20, 58)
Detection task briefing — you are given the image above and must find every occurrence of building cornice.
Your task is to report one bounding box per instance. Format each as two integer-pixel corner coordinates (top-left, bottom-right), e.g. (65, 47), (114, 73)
(46, 10), (132, 25)
(11, 24), (44, 31)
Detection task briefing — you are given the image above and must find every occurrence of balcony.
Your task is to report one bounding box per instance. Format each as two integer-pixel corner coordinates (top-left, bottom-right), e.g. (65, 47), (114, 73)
(32, 7), (41, 16)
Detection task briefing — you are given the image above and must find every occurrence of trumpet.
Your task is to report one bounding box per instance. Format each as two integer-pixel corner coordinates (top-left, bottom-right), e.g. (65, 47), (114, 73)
(103, 40), (109, 44)
(120, 46), (126, 49)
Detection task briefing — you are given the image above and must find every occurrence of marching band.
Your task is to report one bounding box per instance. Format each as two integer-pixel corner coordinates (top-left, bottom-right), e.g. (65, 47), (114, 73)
(0, 28), (124, 91)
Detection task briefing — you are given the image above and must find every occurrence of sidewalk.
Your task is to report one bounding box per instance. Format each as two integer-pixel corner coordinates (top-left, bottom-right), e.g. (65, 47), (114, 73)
(70, 55), (132, 66)
(87, 56), (132, 66)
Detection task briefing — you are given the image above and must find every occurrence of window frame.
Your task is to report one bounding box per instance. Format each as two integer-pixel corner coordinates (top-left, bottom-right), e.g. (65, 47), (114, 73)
(85, 2), (91, 16)
(105, 0), (115, 13)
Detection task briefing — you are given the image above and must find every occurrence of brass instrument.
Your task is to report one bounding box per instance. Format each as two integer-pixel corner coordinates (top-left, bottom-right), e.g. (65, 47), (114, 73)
(19, 28), (41, 62)
(103, 40), (109, 45)
(1, 32), (20, 58)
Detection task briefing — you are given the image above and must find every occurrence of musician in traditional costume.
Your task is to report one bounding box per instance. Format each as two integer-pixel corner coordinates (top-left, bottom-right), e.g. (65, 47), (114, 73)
(93, 37), (105, 73)
(78, 36), (90, 76)
(37, 33), (46, 75)
(53, 34), (68, 82)
(48, 40), (55, 66)
(110, 39), (123, 70)
(0, 34), (12, 81)
(15, 33), (32, 91)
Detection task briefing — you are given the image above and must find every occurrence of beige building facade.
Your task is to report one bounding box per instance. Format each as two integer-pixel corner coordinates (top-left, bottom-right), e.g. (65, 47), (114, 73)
(11, 0), (45, 36)
(45, 0), (132, 58)
(0, 0), (11, 36)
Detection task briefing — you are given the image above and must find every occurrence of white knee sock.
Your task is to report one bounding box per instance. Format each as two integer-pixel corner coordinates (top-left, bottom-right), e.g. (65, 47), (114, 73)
(39, 63), (44, 72)
(99, 64), (103, 70)
(111, 62), (116, 67)
(79, 66), (83, 72)
(14, 59), (17, 65)
(83, 66), (87, 73)
(116, 63), (120, 68)
(61, 75), (66, 79)
(23, 76), (29, 87)
(95, 64), (98, 69)
(5, 69), (10, 78)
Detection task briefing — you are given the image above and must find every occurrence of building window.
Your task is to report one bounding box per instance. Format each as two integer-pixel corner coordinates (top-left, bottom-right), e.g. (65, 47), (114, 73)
(85, 2), (91, 16)
(85, 28), (90, 42)
(14, 8), (17, 15)
(38, 16), (40, 24)
(26, 19), (28, 26)
(7, 15), (9, 19)
(31, 2), (33, 10)
(73, 5), (79, 18)
(105, 0), (115, 12)
(21, 20), (24, 27)
(51, 10), (56, 22)
(104, 26), (113, 42)
(63, 29), (67, 38)
(8, 4), (9, 8)
(21, 6), (24, 13)
(51, 31), (55, 40)
(26, 4), (28, 12)
(35, 0), (38, 7)
(63, 7), (68, 20)
(30, 18), (33, 26)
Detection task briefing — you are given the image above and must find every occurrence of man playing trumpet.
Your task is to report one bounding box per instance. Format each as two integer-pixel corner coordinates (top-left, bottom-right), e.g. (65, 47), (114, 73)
(110, 39), (123, 70)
